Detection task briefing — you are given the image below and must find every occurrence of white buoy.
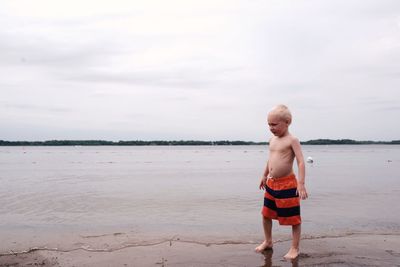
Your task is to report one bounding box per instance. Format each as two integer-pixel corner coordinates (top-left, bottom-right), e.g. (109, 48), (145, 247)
(306, 156), (314, 163)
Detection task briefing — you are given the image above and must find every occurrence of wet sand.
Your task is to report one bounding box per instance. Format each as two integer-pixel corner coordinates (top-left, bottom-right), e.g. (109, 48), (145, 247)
(1, 233), (399, 266)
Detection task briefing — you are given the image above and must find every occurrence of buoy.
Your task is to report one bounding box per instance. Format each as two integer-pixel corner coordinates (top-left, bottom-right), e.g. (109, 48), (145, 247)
(306, 156), (313, 163)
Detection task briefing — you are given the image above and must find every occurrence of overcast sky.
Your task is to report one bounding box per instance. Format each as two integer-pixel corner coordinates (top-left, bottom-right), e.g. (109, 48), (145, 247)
(1, 0), (399, 142)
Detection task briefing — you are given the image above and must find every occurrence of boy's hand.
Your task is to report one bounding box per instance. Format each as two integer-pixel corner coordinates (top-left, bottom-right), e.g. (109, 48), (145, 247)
(297, 183), (308, 200)
(259, 176), (269, 190)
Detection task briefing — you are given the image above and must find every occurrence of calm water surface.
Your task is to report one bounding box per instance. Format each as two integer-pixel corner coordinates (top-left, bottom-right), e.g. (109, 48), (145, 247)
(0, 145), (399, 249)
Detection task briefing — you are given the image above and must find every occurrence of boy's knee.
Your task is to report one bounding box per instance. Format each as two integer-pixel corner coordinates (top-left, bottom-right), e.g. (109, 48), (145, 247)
(262, 216), (272, 222)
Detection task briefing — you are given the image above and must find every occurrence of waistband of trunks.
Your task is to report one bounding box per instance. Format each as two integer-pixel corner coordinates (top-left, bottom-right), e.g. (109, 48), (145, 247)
(269, 173), (296, 183)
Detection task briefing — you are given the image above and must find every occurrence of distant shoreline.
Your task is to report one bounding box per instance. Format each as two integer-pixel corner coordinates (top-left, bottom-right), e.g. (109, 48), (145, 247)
(0, 139), (399, 146)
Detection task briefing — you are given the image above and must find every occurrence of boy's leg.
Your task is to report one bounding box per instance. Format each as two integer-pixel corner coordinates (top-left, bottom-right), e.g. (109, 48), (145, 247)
(284, 223), (301, 260)
(255, 216), (273, 252)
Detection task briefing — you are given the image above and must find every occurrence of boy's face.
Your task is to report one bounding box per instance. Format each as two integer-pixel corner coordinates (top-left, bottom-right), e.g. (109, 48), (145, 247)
(267, 113), (289, 137)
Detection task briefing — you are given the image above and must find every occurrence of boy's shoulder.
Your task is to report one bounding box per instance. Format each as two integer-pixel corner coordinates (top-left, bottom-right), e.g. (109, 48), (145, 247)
(287, 134), (302, 148)
(287, 133), (300, 143)
(270, 134), (301, 150)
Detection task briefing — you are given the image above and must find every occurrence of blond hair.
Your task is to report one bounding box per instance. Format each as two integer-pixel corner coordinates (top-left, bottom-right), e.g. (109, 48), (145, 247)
(269, 104), (292, 125)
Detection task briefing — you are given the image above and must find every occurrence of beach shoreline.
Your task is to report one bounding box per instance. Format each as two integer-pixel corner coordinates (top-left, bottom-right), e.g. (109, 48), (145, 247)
(1, 145), (399, 266)
(1, 233), (399, 266)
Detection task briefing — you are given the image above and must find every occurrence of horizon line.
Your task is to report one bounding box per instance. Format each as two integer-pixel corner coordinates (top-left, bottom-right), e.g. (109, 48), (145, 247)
(0, 138), (399, 144)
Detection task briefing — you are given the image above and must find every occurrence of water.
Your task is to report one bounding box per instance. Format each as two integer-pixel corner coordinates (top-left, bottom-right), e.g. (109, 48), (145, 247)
(0, 145), (399, 251)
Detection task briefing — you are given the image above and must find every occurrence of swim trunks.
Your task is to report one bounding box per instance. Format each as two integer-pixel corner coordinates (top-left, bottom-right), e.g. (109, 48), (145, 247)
(262, 173), (301, 225)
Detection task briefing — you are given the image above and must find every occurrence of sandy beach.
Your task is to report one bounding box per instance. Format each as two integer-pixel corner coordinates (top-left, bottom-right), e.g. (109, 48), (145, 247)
(1, 233), (399, 266)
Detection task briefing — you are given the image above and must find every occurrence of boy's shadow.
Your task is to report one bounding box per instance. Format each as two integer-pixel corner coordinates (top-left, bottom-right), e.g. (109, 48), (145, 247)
(260, 249), (299, 267)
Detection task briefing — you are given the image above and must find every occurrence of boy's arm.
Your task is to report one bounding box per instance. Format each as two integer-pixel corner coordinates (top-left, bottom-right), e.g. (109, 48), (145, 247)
(291, 137), (308, 200)
(259, 140), (271, 190)
(259, 160), (270, 190)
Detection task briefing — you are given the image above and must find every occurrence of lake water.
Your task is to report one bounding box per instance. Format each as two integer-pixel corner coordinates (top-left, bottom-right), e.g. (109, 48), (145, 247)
(0, 145), (399, 251)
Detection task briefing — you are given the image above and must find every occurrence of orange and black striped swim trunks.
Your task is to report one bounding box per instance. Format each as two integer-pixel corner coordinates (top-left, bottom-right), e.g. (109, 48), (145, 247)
(262, 173), (301, 225)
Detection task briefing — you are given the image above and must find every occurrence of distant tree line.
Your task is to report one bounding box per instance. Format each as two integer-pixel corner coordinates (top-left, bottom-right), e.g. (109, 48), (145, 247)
(0, 140), (266, 146)
(0, 139), (399, 146)
(300, 139), (400, 145)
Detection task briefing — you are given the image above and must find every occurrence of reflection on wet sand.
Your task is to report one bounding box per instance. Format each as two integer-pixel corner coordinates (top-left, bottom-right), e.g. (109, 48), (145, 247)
(261, 249), (273, 267)
(261, 249), (299, 267)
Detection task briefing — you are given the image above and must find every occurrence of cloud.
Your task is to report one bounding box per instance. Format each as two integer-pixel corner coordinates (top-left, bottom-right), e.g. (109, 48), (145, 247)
(1, 102), (71, 113)
(0, 0), (400, 141)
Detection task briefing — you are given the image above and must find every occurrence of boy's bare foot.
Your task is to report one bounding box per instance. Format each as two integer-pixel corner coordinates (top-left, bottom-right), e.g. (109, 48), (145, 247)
(254, 240), (273, 252)
(283, 247), (299, 260)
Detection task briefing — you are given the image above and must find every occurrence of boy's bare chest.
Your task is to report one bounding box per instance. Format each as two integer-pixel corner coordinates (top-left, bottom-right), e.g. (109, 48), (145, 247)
(269, 139), (294, 160)
(269, 139), (292, 153)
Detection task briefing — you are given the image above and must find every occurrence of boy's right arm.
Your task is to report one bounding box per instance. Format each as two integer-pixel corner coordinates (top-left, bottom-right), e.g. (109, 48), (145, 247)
(259, 160), (269, 190)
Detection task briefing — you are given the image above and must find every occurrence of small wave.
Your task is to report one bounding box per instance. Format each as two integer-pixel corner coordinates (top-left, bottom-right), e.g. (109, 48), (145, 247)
(80, 232), (125, 238)
(1, 232), (399, 257)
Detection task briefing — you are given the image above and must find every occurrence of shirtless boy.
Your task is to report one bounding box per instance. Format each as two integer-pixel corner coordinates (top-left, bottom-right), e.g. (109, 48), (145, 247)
(255, 104), (308, 260)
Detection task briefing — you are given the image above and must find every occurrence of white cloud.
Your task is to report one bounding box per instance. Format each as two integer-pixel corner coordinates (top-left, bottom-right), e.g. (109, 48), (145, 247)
(1, 0), (400, 141)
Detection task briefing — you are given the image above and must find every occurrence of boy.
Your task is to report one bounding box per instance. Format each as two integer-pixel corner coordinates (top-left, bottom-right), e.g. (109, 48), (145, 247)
(255, 104), (308, 260)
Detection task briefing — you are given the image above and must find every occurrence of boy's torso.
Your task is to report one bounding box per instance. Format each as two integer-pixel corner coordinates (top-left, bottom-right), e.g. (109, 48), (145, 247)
(268, 135), (295, 178)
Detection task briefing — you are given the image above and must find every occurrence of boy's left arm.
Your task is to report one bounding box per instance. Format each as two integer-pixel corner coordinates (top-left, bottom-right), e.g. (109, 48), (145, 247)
(291, 137), (308, 200)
